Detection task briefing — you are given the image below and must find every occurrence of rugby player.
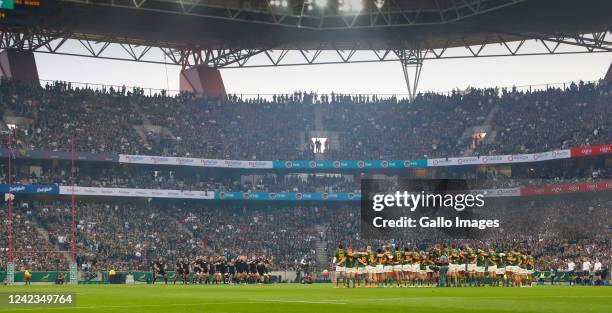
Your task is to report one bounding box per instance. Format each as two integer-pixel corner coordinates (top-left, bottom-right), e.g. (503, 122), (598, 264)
(152, 256), (168, 284)
(475, 248), (487, 287)
(366, 246), (377, 287)
(392, 246), (404, 287)
(486, 247), (497, 286)
(345, 247), (357, 288)
(356, 250), (368, 288)
(333, 244), (347, 288)
(402, 246), (411, 287)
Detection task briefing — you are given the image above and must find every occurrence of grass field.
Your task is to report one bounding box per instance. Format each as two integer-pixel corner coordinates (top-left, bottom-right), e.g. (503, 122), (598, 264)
(0, 284), (610, 313)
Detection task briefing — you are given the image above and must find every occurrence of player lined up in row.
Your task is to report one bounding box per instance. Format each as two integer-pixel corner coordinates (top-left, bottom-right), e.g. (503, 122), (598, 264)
(149, 255), (274, 285)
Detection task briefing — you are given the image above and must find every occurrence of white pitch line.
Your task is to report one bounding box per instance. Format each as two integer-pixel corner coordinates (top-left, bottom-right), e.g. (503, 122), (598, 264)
(251, 299), (347, 305)
(0, 301), (259, 311)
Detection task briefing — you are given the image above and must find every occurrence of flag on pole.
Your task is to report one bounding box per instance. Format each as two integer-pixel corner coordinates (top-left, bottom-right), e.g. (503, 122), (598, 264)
(5, 193), (15, 201)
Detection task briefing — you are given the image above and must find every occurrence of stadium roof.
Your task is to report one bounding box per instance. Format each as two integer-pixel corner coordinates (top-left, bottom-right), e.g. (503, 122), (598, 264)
(2, 0), (610, 50)
(0, 0), (610, 98)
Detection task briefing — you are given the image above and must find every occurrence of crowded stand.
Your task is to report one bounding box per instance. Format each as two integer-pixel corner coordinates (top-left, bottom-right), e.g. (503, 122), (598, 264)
(0, 77), (610, 287)
(0, 203), (66, 271)
(1, 79), (610, 160)
(0, 195), (608, 285)
(9, 201), (323, 272)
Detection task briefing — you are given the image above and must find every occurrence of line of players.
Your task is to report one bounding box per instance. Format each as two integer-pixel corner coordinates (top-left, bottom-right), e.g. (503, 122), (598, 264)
(151, 255), (274, 285)
(333, 244), (535, 288)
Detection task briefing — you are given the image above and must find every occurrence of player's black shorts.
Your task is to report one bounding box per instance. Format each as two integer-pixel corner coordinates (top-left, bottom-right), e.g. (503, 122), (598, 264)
(157, 270), (166, 276)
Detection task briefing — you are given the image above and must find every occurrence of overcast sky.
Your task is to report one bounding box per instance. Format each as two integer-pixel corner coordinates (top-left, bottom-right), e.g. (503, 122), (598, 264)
(34, 40), (611, 96)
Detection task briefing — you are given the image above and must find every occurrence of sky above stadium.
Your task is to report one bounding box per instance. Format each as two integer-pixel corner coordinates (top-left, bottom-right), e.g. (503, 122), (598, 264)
(34, 41), (612, 96)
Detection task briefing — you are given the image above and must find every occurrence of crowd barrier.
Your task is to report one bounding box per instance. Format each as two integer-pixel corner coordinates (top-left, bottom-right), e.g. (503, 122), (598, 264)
(0, 271), (73, 283)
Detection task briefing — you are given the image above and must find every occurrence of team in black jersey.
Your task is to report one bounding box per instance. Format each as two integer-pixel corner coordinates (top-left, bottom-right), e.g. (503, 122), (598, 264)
(173, 257), (191, 284)
(159, 255), (274, 285)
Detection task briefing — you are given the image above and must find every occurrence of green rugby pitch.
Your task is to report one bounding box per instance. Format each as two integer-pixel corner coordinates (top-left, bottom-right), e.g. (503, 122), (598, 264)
(0, 283), (610, 313)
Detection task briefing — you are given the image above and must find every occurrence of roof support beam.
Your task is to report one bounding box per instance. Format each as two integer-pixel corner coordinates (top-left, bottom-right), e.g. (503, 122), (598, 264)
(0, 30), (610, 71)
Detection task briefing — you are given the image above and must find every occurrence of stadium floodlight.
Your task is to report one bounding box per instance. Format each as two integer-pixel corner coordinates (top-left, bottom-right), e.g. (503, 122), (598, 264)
(374, 0), (385, 9)
(270, 0), (289, 8)
(339, 0), (363, 13)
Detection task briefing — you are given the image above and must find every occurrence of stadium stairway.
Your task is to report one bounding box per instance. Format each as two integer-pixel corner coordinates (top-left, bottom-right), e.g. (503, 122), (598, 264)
(132, 102), (178, 149)
(314, 225), (329, 274)
(132, 102), (152, 146)
(31, 215), (72, 263)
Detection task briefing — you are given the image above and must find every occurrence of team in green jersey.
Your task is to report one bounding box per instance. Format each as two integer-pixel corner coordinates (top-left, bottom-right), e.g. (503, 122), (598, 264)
(333, 243), (536, 288)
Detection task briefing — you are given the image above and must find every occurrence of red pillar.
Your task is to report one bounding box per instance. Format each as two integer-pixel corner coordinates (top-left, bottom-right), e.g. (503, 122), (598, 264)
(180, 65), (226, 97)
(605, 62), (612, 81)
(0, 50), (39, 84)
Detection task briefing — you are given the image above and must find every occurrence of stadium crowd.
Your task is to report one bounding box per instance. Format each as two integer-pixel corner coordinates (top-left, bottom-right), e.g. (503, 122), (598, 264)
(0, 194), (608, 283)
(0, 77), (609, 287)
(16, 201), (322, 272)
(1, 79), (610, 161)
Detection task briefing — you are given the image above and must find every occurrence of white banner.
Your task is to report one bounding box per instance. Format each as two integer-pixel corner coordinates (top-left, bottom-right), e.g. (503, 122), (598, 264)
(427, 149), (571, 167)
(474, 188), (521, 197)
(119, 154), (273, 169)
(59, 186), (215, 199)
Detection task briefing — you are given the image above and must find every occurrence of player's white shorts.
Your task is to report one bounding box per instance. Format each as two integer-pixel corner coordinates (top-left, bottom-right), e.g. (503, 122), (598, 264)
(449, 264), (460, 273)
(505, 266), (518, 273)
(412, 263), (421, 272)
(366, 265), (374, 274)
(496, 267), (506, 275)
(514, 266), (524, 274)
(335, 266), (346, 273)
(384, 265), (393, 273)
(393, 265), (403, 271)
(376, 265), (384, 273)
(488, 265), (497, 273)
(402, 264), (411, 271)
(525, 269), (534, 275)
(356, 267), (365, 274)
(467, 264), (477, 272)
(346, 267), (356, 274)
(426, 266), (434, 273)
